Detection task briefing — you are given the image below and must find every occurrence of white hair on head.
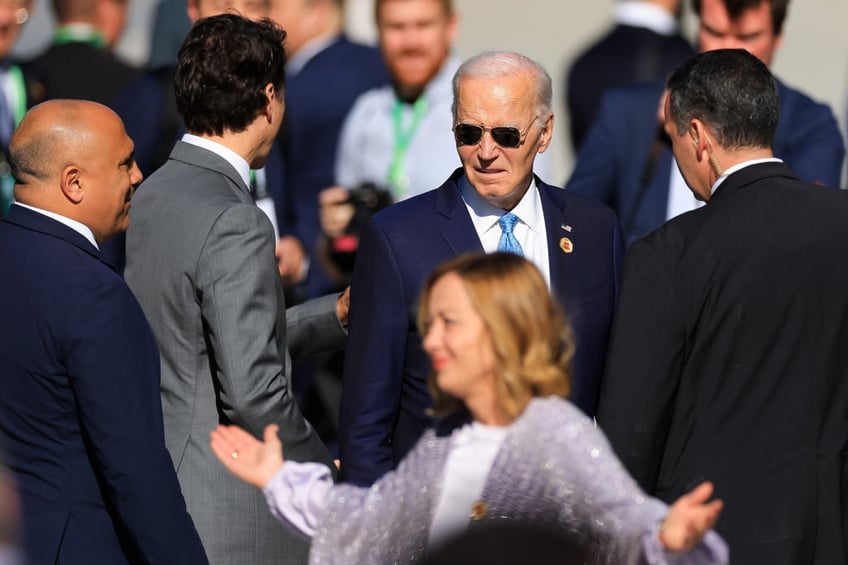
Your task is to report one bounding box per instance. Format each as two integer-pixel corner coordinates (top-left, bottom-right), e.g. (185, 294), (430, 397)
(451, 51), (553, 122)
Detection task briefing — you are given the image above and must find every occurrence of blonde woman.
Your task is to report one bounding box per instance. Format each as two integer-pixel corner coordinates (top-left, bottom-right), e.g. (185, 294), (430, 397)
(211, 253), (727, 564)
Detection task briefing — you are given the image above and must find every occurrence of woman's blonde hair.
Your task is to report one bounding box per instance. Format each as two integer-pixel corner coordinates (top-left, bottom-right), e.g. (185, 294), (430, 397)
(417, 252), (574, 421)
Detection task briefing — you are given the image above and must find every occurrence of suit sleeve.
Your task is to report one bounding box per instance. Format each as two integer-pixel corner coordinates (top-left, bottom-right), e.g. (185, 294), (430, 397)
(338, 217), (408, 486)
(565, 90), (621, 205)
(596, 238), (686, 494)
(196, 203), (335, 470)
(68, 278), (208, 564)
(775, 92), (845, 188)
(286, 293), (347, 361)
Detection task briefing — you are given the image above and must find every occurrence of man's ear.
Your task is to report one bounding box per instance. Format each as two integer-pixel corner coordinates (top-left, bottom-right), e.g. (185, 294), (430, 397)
(689, 120), (707, 161)
(264, 83), (282, 123)
(536, 113), (554, 154)
(60, 165), (84, 204)
(186, 0), (200, 23)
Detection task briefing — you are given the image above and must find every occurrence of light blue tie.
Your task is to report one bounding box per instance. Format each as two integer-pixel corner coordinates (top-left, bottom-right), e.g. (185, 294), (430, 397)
(497, 213), (523, 256)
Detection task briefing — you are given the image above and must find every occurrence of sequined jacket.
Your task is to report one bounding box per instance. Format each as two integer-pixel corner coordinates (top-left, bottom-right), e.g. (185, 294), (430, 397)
(310, 397), (727, 564)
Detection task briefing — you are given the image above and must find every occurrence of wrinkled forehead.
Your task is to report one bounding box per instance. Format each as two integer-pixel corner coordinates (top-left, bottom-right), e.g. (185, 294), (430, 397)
(455, 75), (537, 126)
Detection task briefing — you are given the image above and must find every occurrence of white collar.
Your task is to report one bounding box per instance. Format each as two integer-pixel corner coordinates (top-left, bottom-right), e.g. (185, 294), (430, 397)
(14, 202), (99, 249)
(615, 1), (678, 36)
(460, 174), (543, 236)
(710, 157), (784, 195)
(181, 133), (251, 189)
(287, 33), (339, 78)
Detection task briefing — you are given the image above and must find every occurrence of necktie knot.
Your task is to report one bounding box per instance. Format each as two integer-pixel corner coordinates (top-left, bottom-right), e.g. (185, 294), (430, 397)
(497, 213), (523, 256)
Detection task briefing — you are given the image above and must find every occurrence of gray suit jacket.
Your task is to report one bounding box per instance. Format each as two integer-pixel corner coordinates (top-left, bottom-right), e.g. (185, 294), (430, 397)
(125, 141), (342, 564)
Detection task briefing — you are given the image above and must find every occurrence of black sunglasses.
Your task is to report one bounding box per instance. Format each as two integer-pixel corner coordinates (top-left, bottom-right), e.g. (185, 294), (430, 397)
(453, 119), (536, 149)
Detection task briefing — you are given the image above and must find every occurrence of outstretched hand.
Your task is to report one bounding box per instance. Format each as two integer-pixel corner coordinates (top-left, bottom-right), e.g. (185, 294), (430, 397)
(210, 424), (285, 490)
(660, 481), (723, 552)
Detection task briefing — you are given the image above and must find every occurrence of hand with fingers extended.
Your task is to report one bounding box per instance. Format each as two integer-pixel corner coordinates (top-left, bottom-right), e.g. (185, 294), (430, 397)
(210, 424), (285, 490)
(659, 481), (724, 552)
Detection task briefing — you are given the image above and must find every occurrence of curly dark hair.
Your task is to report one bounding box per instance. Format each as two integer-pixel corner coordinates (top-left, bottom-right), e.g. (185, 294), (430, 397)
(690, 0), (789, 35)
(175, 14), (287, 136)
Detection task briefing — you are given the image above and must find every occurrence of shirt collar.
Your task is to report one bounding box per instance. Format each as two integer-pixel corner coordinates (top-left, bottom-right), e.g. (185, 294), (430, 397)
(286, 33), (339, 78)
(615, 1), (678, 36)
(181, 133), (251, 189)
(710, 157), (784, 195)
(13, 202), (99, 249)
(460, 174), (543, 235)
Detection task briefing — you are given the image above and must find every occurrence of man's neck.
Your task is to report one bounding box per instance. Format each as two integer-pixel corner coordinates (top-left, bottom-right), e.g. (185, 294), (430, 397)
(393, 82), (425, 104)
(710, 147), (774, 181)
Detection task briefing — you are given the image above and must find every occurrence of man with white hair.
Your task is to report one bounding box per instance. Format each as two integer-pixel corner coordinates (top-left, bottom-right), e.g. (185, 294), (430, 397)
(339, 51), (623, 487)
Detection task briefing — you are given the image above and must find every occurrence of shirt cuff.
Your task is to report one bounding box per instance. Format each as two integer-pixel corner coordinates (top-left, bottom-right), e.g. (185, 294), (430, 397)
(262, 460), (334, 539)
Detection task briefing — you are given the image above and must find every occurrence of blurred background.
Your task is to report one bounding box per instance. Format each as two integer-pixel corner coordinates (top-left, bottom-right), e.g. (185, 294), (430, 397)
(14, 0), (848, 184)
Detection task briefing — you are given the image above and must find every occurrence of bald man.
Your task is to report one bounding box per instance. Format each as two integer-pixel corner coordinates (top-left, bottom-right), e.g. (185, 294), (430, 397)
(0, 100), (207, 564)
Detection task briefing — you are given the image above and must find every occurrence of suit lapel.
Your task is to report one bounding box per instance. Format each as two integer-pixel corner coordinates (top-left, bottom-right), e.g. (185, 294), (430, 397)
(434, 171), (485, 255)
(538, 179), (573, 303)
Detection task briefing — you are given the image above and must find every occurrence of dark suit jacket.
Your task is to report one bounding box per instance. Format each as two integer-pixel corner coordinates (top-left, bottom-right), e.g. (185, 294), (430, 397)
(597, 162), (848, 564)
(567, 79), (845, 245)
(24, 41), (141, 108)
(566, 23), (693, 151)
(339, 169), (624, 486)
(277, 35), (389, 298)
(0, 205), (206, 564)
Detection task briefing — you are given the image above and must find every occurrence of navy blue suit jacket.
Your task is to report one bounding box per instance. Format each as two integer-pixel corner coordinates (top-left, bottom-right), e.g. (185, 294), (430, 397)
(566, 23), (693, 151)
(567, 78), (845, 245)
(0, 206), (206, 564)
(277, 35), (389, 298)
(339, 170), (624, 486)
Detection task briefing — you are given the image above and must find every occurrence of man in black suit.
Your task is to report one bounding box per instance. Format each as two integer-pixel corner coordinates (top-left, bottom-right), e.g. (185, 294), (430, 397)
(25, 0), (139, 107)
(596, 48), (848, 564)
(565, 0), (693, 152)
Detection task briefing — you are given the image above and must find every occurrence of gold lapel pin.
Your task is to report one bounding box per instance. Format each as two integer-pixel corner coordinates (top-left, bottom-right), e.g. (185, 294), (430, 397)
(470, 501), (488, 521)
(560, 237), (573, 254)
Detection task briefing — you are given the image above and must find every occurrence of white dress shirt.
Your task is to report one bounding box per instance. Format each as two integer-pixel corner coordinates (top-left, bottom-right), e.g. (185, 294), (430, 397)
(427, 421), (507, 549)
(460, 175), (551, 288)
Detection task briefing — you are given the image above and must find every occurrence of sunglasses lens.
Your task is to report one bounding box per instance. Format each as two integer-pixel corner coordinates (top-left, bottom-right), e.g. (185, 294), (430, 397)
(454, 125), (524, 148)
(454, 124), (483, 146)
(491, 127), (521, 148)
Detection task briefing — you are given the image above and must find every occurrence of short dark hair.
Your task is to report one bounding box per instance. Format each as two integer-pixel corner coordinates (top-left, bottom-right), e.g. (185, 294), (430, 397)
(690, 0), (789, 35)
(667, 49), (778, 150)
(175, 14), (287, 136)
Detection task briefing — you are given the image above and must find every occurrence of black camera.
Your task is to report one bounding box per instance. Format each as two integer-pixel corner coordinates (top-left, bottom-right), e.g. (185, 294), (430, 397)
(325, 183), (393, 279)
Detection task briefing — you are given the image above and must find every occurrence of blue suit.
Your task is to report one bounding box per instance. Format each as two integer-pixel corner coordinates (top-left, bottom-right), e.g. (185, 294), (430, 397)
(339, 170), (624, 486)
(567, 78), (845, 245)
(0, 206), (206, 564)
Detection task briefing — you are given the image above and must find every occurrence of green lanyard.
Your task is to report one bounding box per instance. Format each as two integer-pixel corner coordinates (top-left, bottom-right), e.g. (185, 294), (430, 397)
(52, 26), (106, 48)
(386, 96), (427, 199)
(0, 64), (28, 216)
(6, 65), (25, 126)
